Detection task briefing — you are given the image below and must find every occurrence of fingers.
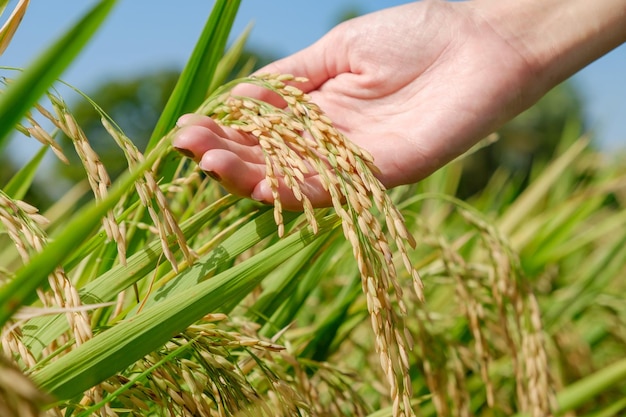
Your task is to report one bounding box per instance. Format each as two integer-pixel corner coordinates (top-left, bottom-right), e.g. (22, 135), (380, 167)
(197, 148), (267, 197)
(176, 114), (257, 146)
(173, 114), (335, 210)
(195, 146), (334, 210)
(174, 126), (261, 165)
(173, 114), (266, 196)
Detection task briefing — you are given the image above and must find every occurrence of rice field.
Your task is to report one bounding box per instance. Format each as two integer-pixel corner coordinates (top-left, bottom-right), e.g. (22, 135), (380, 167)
(1, 1), (626, 416)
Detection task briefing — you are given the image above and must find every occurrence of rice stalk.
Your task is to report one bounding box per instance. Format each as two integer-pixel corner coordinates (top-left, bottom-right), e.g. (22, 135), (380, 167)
(57, 78), (196, 272)
(397, 193), (554, 416)
(0, 190), (104, 407)
(0, 79), (201, 412)
(6, 75), (197, 273)
(460, 207), (552, 416)
(66, 316), (368, 417)
(0, 192), (91, 345)
(46, 92), (127, 266)
(4, 81), (191, 273)
(197, 73), (423, 417)
(0, 0), (30, 56)
(100, 116), (196, 271)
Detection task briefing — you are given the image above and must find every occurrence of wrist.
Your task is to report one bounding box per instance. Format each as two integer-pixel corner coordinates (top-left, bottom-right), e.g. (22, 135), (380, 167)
(470, 0), (626, 91)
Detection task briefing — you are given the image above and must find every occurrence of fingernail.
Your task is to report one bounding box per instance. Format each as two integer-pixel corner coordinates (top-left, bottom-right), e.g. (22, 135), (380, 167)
(173, 146), (194, 158)
(176, 114), (194, 127)
(203, 170), (221, 181)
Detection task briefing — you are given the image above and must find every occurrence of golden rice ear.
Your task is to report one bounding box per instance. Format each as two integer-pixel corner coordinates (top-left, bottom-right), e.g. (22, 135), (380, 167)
(204, 73), (422, 416)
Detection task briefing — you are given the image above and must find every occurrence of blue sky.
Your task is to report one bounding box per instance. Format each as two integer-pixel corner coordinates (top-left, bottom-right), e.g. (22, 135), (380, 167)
(2, 0), (625, 151)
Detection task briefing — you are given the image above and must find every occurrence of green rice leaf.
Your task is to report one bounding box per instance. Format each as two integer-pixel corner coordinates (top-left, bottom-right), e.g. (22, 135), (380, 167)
(250, 232), (333, 328)
(302, 269), (362, 361)
(497, 137), (588, 235)
(21, 195), (239, 357)
(0, 0), (9, 16)
(580, 397), (626, 417)
(32, 215), (340, 401)
(544, 232), (626, 328)
(0, 143), (161, 329)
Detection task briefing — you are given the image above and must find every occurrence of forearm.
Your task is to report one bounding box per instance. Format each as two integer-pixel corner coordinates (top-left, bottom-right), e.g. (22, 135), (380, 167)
(471, 0), (626, 92)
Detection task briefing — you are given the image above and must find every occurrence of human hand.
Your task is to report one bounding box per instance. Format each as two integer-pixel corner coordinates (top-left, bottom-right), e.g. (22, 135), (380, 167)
(171, 0), (589, 209)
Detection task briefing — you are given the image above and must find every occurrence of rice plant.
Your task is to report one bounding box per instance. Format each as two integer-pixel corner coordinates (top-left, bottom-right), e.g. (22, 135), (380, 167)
(1, 1), (626, 417)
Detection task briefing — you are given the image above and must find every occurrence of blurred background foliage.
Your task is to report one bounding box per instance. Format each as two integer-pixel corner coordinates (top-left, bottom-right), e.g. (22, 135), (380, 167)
(459, 82), (585, 198)
(2, 1), (626, 416)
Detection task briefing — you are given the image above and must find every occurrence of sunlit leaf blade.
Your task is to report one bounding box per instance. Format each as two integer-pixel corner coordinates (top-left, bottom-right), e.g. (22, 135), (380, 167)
(0, 144), (160, 328)
(0, 0), (29, 56)
(32, 215), (340, 401)
(22, 200), (284, 358)
(0, 0), (116, 151)
(146, 0), (241, 152)
(131, 209), (301, 313)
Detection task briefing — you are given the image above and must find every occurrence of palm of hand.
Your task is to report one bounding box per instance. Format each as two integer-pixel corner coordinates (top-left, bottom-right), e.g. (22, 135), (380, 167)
(173, 1), (534, 209)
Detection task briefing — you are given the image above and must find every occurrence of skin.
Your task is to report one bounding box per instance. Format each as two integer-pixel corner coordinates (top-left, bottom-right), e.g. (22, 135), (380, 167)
(173, 0), (626, 210)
